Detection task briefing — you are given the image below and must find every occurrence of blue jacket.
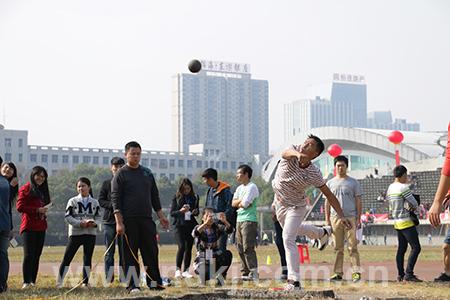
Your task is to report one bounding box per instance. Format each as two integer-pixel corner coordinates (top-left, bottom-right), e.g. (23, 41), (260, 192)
(205, 181), (234, 225)
(0, 176), (11, 232)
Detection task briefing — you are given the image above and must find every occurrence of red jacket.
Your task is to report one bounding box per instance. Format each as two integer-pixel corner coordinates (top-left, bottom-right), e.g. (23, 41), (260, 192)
(16, 182), (48, 233)
(442, 122), (450, 177)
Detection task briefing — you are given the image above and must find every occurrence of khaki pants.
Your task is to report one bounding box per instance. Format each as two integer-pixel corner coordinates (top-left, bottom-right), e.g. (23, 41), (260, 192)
(235, 221), (258, 277)
(331, 216), (361, 275)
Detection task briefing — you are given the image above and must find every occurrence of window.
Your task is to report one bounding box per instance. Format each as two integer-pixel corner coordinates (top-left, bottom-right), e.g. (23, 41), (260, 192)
(18, 139), (23, 148)
(52, 155), (58, 163)
(4, 138), (11, 147)
(93, 156), (99, 165)
(30, 154), (37, 162)
(73, 156), (79, 164)
(83, 156), (91, 164)
(151, 159), (158, 167)
(18, 153), (23, 162)
(222, 161), (228, 170)
(178, 160), (184, 168)
(187, 160), (193, 168)
(215, 162), (220, 169)
(142, 158), (149, 167)
(169, 173), (175, 181)
(159, 159), (168, 169)
(169, 159), (175, 167)
(196, 160), (202, 168)
(4, 153), (11, 161)
(41, 154), (48, 163)
(231, 161), (236, 170)
(63, 155), (69, 164)
(204, 161), (208, 168)
(103, 157), (109, 165)
(210, 161), (214, 168)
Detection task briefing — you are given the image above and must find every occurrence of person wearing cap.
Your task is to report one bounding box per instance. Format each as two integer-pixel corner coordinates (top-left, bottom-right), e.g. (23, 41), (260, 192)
(98, 156), (125, 284)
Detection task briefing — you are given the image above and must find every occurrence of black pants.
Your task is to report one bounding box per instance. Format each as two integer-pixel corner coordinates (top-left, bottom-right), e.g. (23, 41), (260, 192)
(123, 218), (162, 289)
(274, 221), (287, 276)
(58, 235), (96, 284)
(174, 226), (195, 272)
(22, 230), (45, 284)
(396, 226), (421, 277)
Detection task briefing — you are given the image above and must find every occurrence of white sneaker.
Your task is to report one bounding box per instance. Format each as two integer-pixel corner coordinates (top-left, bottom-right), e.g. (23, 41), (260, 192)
(22, 283), (31, 289)
(174, 270), (182, 279)
(284, 281), (301, 291)
(56, 282), (63, 289)
(182, 271), (193, 278)
(81, 283), (89, 288)
(317, 226), (332, 251)
(129, 288), (141, 294)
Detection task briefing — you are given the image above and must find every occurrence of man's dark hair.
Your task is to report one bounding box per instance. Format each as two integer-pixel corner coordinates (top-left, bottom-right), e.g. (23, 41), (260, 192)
(125, 141), (141, 152)
(201, 168), (218, 181)
(308, 134), (325, 157)
(110, 157), (125, 166)
(237, 164), (253, 179)
(0, 155), (2, 165)
(393, 165), (408, 178)
(334, 155), (349, 167)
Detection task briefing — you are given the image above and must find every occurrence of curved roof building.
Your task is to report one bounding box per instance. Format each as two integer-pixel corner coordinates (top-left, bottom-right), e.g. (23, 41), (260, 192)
(263, 126), (447, 182)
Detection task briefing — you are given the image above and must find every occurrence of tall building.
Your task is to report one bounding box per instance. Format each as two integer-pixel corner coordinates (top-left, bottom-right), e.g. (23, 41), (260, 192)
(367, 111), (420, 131)
(284, 73), (364, 141)
(284, 73), (420, 142)
(172, 60), (269, 161)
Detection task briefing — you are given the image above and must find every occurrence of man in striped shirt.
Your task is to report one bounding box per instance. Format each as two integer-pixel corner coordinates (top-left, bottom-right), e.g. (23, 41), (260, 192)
(272, 134), (351, 291)
(387, 165), (422, 282)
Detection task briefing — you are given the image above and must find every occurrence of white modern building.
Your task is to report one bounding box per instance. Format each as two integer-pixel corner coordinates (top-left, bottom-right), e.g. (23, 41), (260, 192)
(0, 125), (261, 181)
(172, 60), (269, 161)
(263, 126), (448, 182)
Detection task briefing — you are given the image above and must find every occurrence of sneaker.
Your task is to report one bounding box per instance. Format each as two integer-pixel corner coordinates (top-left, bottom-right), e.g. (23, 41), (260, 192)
(330, 274), (343, 281)
(397, 275), (404, 282)
(280, 273), (288, 281)
(174, 269), (182, 279)
(404, 275), (422, 282)
(182, 271), (193, 278)
(434, 273), (450, 282)
(317, 226), (332, 251)
(129, 288), (141, 294)
(81, 283), (89, 288)
(284, 281), (301, 291)
(56, 282), (64, 289)
(22, 283), (31, 289)
(352, 273), (361, 283)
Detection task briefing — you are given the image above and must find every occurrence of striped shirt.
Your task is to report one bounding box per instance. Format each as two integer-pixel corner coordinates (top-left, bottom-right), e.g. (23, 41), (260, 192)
(272, 145), (325, 207)
(387, 182), (418, 230)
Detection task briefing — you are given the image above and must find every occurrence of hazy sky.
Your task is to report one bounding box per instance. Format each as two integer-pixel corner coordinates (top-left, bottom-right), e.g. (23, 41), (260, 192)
(1, 0), (449, 153)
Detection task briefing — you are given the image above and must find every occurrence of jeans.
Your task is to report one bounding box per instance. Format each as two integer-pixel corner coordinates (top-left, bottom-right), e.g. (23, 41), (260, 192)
(104, 224), (124, 282)
(396, 226), (421, 277)
(22, 230), (46, 284)
(0, 230), (9, 293)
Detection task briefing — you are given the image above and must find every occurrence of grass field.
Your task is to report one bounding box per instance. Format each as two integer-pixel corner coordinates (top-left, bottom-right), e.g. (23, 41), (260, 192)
(2, 244), (450, 299)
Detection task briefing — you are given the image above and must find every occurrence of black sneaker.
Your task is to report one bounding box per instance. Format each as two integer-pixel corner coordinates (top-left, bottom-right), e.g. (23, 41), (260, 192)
(434, 273), (450, 282)
(397, 275), (404, 282)
(404, 275), (423, 282)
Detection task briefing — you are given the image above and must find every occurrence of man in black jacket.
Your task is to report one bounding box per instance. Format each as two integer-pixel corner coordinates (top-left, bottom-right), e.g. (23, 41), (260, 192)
(111, 141), (169, 293)
(98, 156), (125, 284)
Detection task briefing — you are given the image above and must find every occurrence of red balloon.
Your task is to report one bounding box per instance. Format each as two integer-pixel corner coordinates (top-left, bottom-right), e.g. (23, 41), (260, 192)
(388, 130), (404, 144)
(327, 144), (343, 158)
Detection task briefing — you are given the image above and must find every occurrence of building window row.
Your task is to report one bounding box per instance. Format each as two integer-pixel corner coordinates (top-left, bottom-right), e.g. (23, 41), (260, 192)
(4, 138), (24, 148)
